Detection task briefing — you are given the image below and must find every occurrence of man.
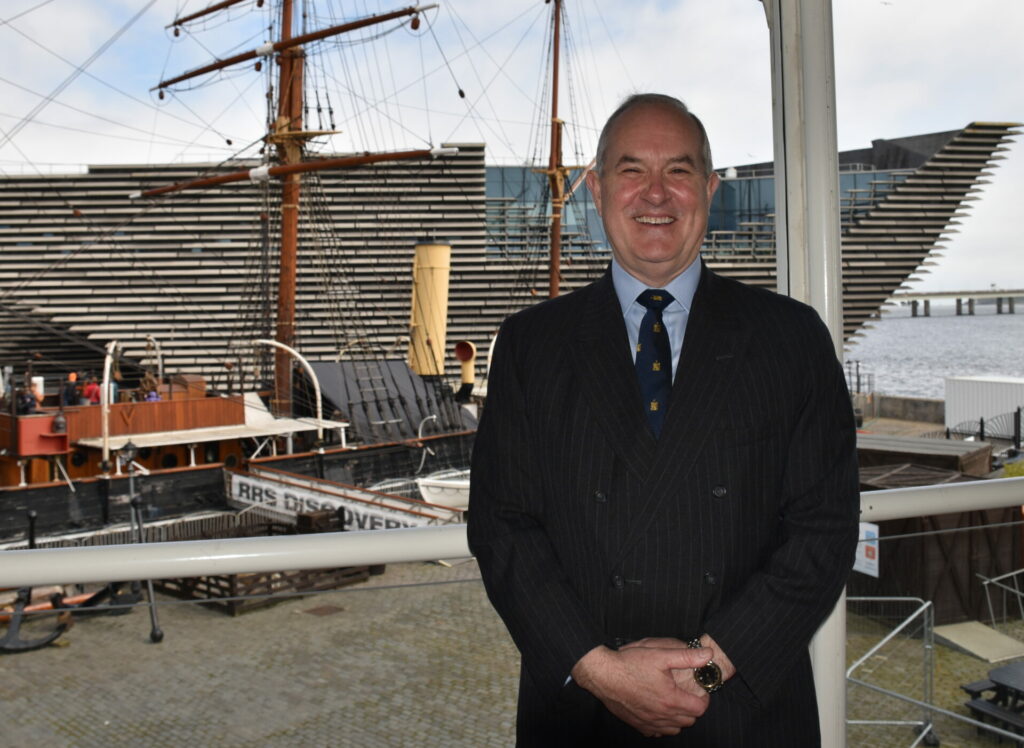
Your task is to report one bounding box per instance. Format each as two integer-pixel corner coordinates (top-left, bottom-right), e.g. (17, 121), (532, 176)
(62, 372), (79, 407)
(468, 93), (859, 746)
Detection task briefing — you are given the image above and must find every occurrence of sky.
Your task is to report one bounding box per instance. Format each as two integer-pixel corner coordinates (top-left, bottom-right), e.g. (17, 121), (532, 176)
(0, 0), (1021, 293)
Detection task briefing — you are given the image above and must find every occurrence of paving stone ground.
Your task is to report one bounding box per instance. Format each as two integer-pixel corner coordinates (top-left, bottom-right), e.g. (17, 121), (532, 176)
(2, 560), (519, 747)
(4, 556), (1022, 746)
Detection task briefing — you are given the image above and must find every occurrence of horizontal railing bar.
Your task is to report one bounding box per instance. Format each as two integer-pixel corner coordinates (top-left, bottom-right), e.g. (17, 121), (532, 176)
(0, 524), (470, 587)
(860, 476), (1024, 522)
(1, 477), (1021, 588)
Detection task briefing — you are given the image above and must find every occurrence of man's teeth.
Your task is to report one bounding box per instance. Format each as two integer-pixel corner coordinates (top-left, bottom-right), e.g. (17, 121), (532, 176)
(634, 216), (674, 225)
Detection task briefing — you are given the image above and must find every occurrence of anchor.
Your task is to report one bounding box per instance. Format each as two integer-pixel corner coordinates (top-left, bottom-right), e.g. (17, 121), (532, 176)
(0, 510), (146, 654)
(0, 511), (72, 653)
(0, 587), (73, 653)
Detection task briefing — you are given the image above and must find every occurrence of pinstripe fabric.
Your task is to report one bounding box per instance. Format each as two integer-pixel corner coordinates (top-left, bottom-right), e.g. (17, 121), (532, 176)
(468, 264), (860, 747)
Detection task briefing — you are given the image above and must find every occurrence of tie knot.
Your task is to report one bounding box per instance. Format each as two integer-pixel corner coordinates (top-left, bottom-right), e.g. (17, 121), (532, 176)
(637, 289), (674, 312)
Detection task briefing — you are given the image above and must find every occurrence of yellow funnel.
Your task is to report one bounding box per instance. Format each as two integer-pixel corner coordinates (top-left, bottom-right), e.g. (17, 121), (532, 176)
(408, 243), (451, 376)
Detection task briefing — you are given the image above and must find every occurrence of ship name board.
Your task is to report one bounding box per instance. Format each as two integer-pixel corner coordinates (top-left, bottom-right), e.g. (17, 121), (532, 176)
(228, 472), (430, 529)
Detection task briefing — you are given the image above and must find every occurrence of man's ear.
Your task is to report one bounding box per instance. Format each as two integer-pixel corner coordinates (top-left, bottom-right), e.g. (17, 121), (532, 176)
(585, 168), (603, 217)
(706, 171), (720, 203)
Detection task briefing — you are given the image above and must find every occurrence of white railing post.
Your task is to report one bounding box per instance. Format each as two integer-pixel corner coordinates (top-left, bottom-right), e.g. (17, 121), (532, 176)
(762, 0), (844, 743)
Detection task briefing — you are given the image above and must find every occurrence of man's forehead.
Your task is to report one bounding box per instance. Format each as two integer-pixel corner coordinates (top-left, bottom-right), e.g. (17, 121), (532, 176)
(614, 153), (698, 167)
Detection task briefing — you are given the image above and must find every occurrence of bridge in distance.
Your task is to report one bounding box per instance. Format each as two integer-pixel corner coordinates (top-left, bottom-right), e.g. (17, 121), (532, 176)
(891, 289), (1024, 316)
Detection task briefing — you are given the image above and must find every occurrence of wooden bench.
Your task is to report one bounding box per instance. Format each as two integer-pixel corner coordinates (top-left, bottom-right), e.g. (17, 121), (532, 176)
(964, 679), (998, 698)
(966, 698), (1024, 741)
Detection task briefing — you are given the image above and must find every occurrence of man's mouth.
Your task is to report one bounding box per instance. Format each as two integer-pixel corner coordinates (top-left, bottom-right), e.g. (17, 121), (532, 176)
(634, 216), (674, 225)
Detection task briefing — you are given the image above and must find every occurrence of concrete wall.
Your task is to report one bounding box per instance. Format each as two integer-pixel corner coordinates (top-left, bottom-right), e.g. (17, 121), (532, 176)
(853, 393), (945, 424)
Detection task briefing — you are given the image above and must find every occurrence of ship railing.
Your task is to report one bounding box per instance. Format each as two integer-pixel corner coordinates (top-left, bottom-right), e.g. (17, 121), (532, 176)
(1, 476), (1023, 747)
(979, 567), (1024, 628)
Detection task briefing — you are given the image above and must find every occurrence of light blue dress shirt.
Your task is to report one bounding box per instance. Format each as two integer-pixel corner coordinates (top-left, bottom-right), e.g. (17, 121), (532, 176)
(611, 257), (701, 381)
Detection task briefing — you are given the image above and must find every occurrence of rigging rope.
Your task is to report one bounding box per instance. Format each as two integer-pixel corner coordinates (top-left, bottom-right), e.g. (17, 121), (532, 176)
(0, 0), (159, 153)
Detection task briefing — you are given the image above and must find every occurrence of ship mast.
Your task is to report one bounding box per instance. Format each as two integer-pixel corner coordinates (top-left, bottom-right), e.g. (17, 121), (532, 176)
(272, 0), (302, 416)
(143, 2), (448, 418)
(543, 0), (567, 298)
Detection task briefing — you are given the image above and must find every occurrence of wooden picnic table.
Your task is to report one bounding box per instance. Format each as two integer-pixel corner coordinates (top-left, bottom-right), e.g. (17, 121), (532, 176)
(991, 663), (1024, 712)
(963, 662), (1024, 740)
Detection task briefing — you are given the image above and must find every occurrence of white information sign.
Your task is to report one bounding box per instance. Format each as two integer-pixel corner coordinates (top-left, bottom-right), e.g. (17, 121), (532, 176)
(853, 521), (879, 578)
(227, 472), (434, 529)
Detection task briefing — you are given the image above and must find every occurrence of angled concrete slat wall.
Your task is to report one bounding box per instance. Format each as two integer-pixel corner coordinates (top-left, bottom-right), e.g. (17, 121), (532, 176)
(0, 122), (1017, 393)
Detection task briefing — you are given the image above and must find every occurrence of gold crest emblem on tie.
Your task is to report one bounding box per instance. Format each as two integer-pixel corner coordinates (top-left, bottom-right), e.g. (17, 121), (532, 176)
(650, 400), (659, 411)
(652, 361), (661, 372)
(653, 322), (662, 333)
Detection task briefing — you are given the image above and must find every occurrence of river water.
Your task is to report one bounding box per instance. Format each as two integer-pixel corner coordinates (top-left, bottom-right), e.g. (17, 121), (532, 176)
(844, 303), (1024, 399)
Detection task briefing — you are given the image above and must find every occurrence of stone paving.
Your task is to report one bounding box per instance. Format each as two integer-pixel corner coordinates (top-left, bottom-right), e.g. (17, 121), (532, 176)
(4, 556), (1023, 746)
(2, 560), (520, 747)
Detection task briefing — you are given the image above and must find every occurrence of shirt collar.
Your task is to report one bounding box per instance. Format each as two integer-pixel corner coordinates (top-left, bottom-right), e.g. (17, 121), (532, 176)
(611, 256), (701, 317)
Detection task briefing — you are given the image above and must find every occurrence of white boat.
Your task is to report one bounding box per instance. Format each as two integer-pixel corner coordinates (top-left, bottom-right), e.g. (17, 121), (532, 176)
(416, 469), (470, 511)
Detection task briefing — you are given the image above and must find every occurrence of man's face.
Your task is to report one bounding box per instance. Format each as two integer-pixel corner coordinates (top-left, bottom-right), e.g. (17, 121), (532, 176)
(586, 103), (719, 288)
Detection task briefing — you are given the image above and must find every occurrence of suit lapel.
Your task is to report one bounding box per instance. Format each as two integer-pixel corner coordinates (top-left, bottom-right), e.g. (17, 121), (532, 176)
(611, 265), (752, 561)
(570, 272), (657, 481)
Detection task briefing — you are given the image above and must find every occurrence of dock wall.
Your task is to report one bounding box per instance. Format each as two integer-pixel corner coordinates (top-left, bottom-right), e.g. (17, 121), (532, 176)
(854, 393), (945, 424)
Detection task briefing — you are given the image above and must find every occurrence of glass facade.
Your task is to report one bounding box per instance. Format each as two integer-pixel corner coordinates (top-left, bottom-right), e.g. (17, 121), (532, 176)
(485, 165), (911, 253)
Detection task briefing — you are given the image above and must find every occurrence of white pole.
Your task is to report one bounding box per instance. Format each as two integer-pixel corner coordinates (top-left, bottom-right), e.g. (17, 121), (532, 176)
(762, 0), (844, 743)
(762, 0), (843, 333)
(255, 338), (324, 445)
(100, 340), (118, 475)
(0, 524), (471, 587)
(146, 334), (164, 381)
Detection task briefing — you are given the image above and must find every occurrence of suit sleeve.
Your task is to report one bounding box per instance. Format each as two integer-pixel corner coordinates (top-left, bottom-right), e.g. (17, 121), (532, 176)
(467, 317), (608, 700)
(703, 308), (860, 703)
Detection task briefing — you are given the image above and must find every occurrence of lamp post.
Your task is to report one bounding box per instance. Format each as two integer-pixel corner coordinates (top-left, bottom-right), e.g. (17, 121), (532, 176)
(123, 440), (164, 644)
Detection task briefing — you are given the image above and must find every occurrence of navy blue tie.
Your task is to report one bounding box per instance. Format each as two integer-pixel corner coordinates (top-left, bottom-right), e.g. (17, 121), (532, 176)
(636, 289), (674, 437)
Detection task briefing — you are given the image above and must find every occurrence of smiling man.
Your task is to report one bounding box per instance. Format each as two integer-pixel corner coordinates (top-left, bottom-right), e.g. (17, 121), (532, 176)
(585, 96), (718, 289)
(468, 94), (859, 746)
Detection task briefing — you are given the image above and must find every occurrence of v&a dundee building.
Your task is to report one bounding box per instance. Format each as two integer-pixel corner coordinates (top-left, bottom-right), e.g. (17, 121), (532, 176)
(0, 122), (1018, 385)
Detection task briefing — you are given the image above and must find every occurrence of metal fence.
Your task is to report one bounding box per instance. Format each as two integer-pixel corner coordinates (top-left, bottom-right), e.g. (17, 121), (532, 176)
(846, 597), (936, 747)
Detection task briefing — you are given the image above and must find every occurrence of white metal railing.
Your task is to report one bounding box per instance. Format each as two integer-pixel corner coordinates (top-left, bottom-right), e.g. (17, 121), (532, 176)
(2, 476), (1023, 748)
(9, 478), (1020, 588)
(0, 524), (469, 588)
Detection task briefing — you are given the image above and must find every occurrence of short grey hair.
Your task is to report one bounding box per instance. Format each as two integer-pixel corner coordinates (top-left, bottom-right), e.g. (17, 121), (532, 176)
(593, 93), (714, 177)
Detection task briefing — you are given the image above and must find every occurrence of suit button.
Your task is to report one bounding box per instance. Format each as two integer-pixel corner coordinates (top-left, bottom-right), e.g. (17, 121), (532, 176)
(593, 489), (607, 503)
(612, 575), (624, 589)
(704, 571), (717, 585)
(712, 485), (727, 498)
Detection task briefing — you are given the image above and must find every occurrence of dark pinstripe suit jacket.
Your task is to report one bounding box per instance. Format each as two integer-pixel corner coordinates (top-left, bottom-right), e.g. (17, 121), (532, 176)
(468, 263), (859, 747)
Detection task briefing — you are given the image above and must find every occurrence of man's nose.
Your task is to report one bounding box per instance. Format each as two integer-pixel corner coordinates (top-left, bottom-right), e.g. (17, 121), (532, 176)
(642, 173), (666, 203)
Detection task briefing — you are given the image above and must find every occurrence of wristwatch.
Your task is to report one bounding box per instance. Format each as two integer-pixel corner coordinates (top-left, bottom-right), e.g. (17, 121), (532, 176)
(688, 637), (723, 693)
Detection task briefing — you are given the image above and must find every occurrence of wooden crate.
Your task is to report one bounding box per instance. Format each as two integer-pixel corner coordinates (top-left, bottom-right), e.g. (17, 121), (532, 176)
(153, 510), (369, 616)
(155, 565), (370, 616)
